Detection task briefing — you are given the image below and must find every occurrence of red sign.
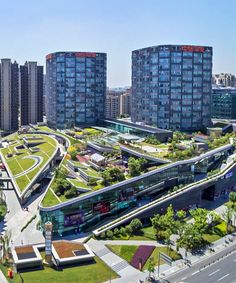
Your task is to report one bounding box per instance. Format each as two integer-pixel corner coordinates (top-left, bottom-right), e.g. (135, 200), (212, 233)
(93, 201), (110, 214)
(46, 53), (53, 60)
(75, 52), (96, 58)
(181, 46), (205, 53)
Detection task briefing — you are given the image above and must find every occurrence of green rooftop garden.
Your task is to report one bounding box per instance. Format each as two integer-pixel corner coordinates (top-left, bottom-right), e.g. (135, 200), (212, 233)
(0, 134), (58, 192)
(68, 179), (90, 189)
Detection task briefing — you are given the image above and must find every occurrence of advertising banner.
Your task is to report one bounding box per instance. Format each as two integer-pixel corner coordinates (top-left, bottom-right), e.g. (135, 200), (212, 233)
(64, 212), (84, 227)
(93, 201), (110, 214)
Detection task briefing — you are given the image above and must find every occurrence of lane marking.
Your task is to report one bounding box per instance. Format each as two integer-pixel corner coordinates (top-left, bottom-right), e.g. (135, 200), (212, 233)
(192, 270), (199, 275)
(209, 269), (220, 276)
(217, 273), (230, 282)
(233, 259), (236, 262)
(181, 277), (187, 280)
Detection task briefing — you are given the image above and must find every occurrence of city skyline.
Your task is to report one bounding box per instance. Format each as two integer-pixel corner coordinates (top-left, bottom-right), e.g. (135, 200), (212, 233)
(0, 0), (235, 87)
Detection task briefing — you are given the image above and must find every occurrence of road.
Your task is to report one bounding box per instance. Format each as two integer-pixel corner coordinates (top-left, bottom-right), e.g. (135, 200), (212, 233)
(165, 244), (236, 283)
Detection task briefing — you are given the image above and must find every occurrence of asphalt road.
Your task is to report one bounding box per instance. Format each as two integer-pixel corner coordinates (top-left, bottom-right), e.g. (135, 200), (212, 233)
(165, 243), (236, 283)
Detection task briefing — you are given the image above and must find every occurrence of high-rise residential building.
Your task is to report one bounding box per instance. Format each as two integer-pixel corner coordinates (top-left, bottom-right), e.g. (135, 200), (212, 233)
(120, 89), (131, 116)
(105, 90), (121, 119)
(212, 87), (236, 119)
(0, 59), (19, 132)
(213, 73), (236, 88)
(45, 51), (107, 129)
(132, 45), (213, 131)
(20, 62), (44, 126)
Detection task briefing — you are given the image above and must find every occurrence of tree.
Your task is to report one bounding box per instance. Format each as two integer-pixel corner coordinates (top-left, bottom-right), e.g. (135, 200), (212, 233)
(128, 157), (141, 177)
(106, 230), (113, 239)
(119, 227), (126, 237)
(64, 187), (77, 199)
(189, 208), (208, 235)
(113, 228), (120, 237)
(139, 158), (148, 172)
(177, 223), (203, 251)
(130, 218), (142, 233)
(147, 257), (155, 279)
(0, 231), (11, 265)
(151, 205), (175, 239)
(101, 170), (112, 186)
(176, 210), (186, 221)
(125, 225), (133, 235)
(70, 150), (78, 160)
(101, 167), (125, 186)
(229, 192), (236, 209)
(207, 211), (221, 227)
(100, 232), (106, 240)
(222, 206), (234, 232)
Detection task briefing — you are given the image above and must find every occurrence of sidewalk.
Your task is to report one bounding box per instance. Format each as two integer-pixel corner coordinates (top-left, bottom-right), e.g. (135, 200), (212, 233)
(88, 226), (236, 283)
(0, 270), (8, 283)
(88, 238), (143, 282)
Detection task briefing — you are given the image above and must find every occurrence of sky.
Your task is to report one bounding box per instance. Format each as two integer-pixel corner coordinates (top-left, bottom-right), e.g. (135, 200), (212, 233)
(0, 0), (235, 87)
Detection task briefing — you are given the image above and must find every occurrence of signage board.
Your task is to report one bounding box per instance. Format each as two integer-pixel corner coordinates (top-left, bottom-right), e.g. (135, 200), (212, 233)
(64, 212), (84, 227)
(93, 201), (110, 214)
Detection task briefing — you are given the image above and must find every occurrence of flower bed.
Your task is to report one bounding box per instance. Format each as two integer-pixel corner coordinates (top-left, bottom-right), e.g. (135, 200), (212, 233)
(130, 245), (155, 269)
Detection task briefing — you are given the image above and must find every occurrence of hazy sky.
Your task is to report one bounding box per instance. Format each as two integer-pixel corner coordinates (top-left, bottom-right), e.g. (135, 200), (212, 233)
(1, 0), (235, 87)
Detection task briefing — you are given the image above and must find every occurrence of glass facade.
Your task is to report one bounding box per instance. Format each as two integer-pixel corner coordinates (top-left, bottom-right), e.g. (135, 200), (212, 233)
(131, 45), (213, 131)
(45, 52), (107, 129)
(40, 163), (193, 235)
(212, 88), (236, 119)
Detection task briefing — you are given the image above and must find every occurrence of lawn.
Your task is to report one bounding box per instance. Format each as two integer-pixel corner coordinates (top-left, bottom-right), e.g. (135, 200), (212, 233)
(106, 226), (156, 241)
(0, 256), (118, 283)
(41, 189), (60, 207)
(129, 226), (156, 241)
(107, 245), (138, 263)
(0, 134), (58, 192)
(68, 179), (90, 189)
(142, 247), (182, 270)
(202, 233), (221, 243)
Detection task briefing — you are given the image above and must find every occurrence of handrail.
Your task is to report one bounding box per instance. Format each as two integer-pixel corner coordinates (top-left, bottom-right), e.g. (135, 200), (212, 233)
(93, 155), (236, 236)
(39, 143), (233, 211)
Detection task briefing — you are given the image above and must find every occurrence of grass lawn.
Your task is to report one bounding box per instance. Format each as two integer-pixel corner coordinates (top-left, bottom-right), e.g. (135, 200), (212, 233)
(0, 256), (118, 283)
(36, 126), (55, 133)
(41, 189), (60, 207)
(142, 247), (182, 270)
(202, 233), (221, 243)
(107, 245), (138, 263)
(129, 226), (156, 241)
(68, 179), (90, 189)
(1, 134), (58, 192)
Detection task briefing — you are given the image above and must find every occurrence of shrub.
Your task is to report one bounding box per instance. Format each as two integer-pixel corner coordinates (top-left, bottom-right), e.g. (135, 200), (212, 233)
(100, 232), (106, 240)
(125, 225), (133, 235)
(106, 229), (113, 239)
(113, 228), (120, 237)
(130, 218), (143, 233)
(214, 222), (227, 237)
(64, 187), (77, 199)
(120, 227), (126, 237)
(87, 178), (97, 186)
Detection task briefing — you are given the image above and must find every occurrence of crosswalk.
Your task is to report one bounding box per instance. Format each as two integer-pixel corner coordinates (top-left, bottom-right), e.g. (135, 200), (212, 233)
(95, 247), (131, 273)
